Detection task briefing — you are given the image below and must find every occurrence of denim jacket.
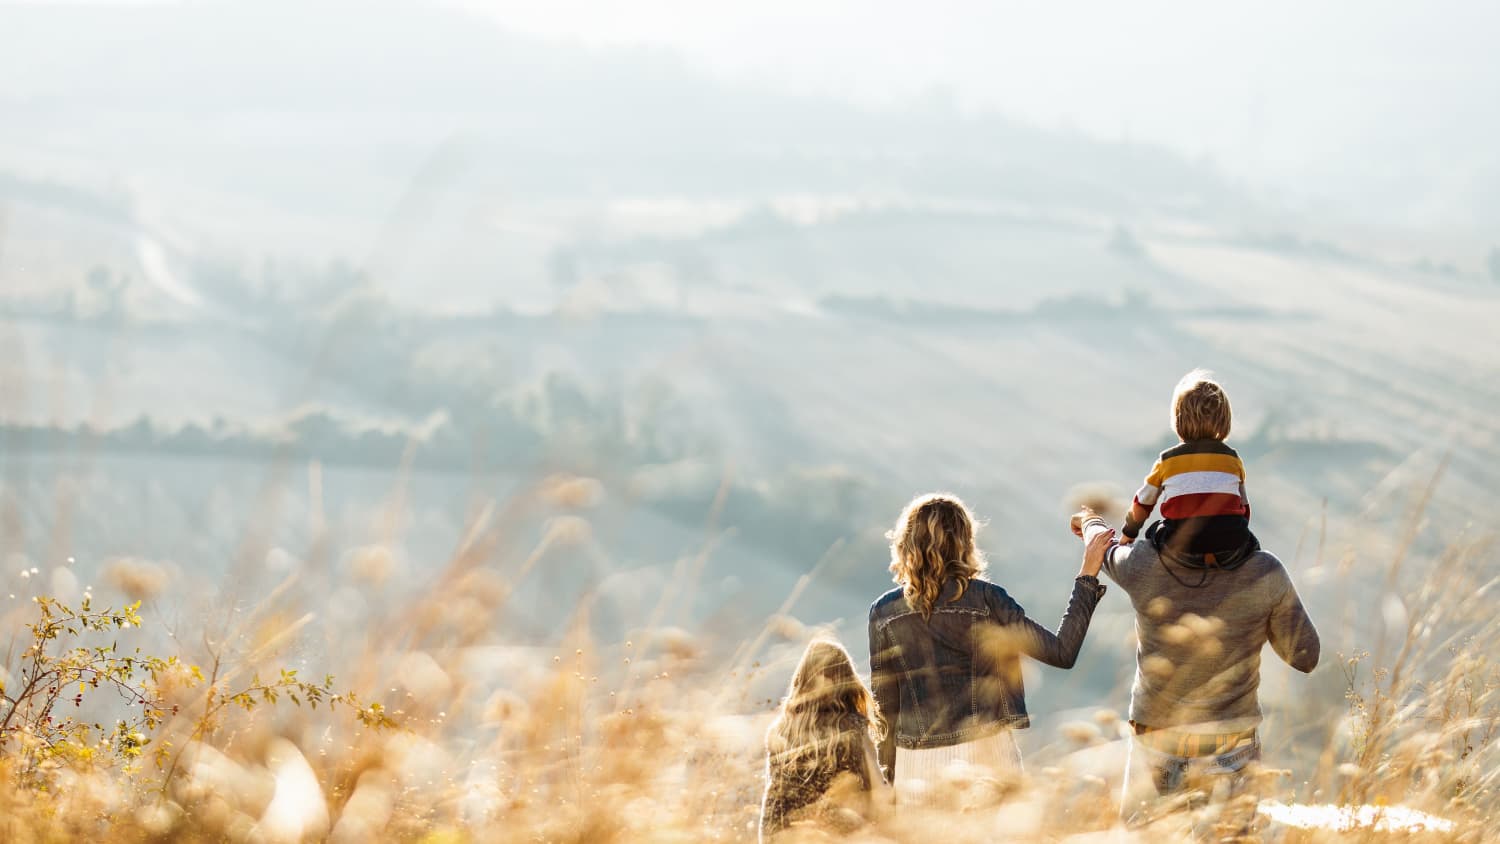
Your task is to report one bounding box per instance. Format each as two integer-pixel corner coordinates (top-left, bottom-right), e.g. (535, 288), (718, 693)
(867, 574), (1106, 780)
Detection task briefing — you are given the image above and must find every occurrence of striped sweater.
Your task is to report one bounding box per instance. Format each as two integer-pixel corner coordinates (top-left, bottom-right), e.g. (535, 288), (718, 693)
(1122, 439), (1249, 542)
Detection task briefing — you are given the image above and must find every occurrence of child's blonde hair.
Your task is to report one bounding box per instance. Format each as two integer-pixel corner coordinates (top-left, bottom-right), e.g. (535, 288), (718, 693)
(887, 493), (987, 618)
(1172, 369), (1232, 441)
(766, 639), (880, 774)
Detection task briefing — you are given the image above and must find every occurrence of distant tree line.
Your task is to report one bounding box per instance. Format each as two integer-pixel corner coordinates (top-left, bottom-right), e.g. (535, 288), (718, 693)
(1, 250), (884, 580)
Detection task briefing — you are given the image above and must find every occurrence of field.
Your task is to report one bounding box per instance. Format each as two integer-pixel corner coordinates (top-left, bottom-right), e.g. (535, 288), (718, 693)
(3, 3), (1499, 839)
(0, 453), (1493, 841)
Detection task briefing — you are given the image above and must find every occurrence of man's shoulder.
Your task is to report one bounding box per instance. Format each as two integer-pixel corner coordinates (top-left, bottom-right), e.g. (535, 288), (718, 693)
(1112, 538), (1157, 567)
(1241, 548), (1292, 580)
(1129, 539), (1283, 571)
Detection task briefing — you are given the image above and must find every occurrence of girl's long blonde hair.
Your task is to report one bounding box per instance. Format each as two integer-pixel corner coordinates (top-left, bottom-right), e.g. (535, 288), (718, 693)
(765, 639), (880, 776)
(887, 493), (987, 618)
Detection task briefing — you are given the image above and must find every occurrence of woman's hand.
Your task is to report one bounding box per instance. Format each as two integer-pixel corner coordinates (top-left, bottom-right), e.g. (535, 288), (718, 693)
(1078, 526), (1114, 577)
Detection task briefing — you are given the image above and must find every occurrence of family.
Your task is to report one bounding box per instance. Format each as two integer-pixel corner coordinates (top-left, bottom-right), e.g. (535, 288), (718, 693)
(760, 370), (1321, 839)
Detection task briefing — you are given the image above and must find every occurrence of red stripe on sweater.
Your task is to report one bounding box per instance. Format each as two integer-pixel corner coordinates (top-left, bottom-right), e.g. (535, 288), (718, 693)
(1160, 492), (1248, 519)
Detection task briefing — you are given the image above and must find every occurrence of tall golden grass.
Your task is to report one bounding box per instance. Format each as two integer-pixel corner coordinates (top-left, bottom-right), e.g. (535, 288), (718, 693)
(0, 467), (1493, 843)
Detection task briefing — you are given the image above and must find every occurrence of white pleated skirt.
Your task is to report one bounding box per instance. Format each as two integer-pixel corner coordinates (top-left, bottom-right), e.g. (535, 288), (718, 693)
(893, 729), (1023, 806)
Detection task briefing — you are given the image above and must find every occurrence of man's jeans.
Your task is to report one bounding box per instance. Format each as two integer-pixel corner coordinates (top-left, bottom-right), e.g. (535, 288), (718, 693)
(1121, 732), (1263, 830)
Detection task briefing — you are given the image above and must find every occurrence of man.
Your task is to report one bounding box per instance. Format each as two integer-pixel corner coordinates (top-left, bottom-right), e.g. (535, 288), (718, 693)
(1072, 507), (1319, 828)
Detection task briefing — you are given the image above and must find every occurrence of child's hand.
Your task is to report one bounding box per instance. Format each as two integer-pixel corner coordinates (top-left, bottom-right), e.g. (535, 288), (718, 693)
(1119, 533), (1135, 545)
(1069, 507), (1098, 537)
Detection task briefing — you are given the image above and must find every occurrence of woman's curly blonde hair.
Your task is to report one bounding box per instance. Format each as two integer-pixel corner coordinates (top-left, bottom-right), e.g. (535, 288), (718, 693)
(887, 493), (987, 618)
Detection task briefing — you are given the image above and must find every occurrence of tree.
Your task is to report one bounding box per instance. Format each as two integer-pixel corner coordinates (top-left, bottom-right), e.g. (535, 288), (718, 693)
(0, 596), (393, 787)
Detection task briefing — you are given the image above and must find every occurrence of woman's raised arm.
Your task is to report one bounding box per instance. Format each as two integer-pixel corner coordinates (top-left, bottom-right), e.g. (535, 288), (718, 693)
(984, 530), (1112, 668)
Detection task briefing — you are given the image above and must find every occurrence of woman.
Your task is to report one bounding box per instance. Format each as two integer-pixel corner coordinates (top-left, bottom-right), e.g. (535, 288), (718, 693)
(761, 639), (888, 840)
(867, 493), (1112, 802)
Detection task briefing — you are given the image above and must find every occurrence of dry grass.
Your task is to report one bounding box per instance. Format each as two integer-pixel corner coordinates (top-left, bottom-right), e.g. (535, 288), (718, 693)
(0, 468), (1495, 843)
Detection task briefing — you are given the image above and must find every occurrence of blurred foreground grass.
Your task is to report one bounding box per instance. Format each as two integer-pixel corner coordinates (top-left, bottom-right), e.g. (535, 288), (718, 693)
(0, 469), (1494, 843)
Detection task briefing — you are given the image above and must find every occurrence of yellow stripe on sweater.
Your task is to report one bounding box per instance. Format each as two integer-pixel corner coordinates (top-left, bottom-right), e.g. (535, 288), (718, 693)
(1157, 452), (1244, 480)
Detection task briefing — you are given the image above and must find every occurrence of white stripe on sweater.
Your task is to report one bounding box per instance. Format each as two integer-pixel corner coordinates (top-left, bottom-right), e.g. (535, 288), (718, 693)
(1160, 470), (1243, 500)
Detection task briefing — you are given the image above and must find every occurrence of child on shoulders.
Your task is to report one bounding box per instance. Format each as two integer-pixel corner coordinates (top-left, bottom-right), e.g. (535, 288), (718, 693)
(1122, 369), (1252, 562)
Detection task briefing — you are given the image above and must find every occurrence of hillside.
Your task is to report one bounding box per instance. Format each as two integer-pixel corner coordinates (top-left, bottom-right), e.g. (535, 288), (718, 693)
(1, 6), (1497, 835)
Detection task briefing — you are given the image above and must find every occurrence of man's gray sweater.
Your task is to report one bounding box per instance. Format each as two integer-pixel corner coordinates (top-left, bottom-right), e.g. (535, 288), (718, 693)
(1096, 531), (1320, 733)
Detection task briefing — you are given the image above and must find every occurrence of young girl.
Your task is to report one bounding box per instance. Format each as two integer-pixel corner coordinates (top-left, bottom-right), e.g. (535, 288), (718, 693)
(760, 639), (887, 841)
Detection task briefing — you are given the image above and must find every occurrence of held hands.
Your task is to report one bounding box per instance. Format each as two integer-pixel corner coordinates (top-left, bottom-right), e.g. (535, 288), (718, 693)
(1080, 527), (1114, 577)
(1069, 507), (1114, 577)
(1069, 507), (1098, 537)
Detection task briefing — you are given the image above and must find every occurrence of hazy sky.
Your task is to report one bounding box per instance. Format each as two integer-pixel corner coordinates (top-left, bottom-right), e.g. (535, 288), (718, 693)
(456, 0), (1499, 216)
(6, 0), (1497, 228)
